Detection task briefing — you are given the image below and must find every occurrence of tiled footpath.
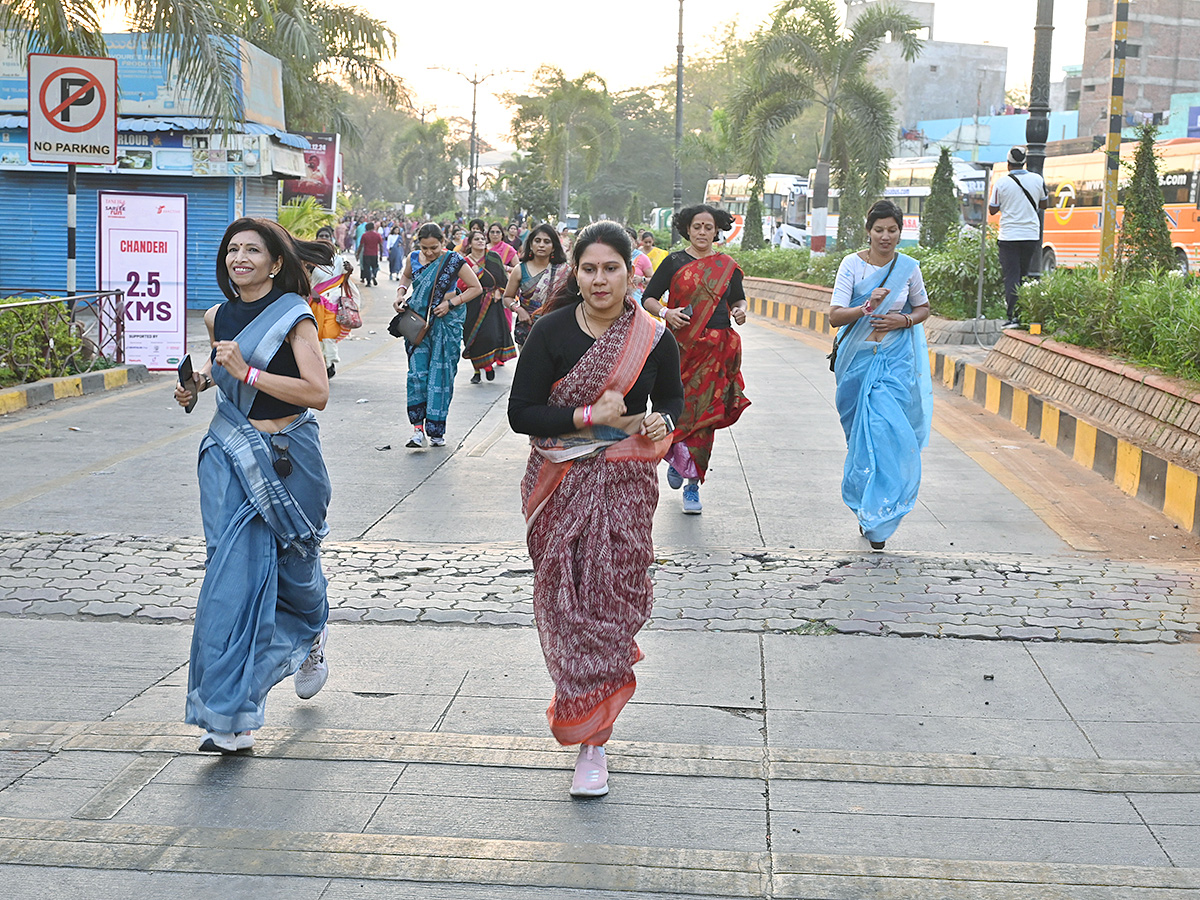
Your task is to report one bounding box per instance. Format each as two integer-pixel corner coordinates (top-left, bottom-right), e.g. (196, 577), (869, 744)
(3, 531), (1197, 643)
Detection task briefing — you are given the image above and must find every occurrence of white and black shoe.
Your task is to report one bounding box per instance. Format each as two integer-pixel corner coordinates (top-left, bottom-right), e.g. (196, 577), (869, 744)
(294, 626), (328, 699)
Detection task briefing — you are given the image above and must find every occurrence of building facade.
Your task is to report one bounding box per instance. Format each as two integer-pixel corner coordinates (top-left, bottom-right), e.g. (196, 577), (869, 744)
(1078, 0), (1200, 138)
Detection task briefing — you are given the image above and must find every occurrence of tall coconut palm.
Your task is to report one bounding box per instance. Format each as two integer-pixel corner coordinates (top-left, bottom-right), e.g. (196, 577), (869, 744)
(735, 0), (923, 253)
(508, 66), (619, 222)
(394, 118), (467, 215)
(1, 0), (253, 130)
(2, 0), (403, 138)
(235, 0), (404, 140)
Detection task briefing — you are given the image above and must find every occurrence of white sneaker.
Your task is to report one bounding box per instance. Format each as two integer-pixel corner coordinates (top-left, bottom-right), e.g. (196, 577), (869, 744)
(199, 731), (254, 754)
(405, 428), (425, 448)
(429, 435), (446, 447)
(294, 626), (328, 699)
(570, 744), (609, 797)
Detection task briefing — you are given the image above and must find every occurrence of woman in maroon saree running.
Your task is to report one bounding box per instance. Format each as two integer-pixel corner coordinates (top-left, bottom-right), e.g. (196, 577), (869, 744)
(509, 222), (683, 798)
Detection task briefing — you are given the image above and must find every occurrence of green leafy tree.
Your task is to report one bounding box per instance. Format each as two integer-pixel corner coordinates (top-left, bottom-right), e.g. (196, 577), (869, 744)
(580, 90), (674, 221)
(494, 151), (559, 222)
(340, 90), (416, 204)
(627, 192), (642, 225)
(1, 0), (250, 130)
(1119, 124), (1177, 275)
(394, 119), (467, 215)
(577, 194), (592, 226)
(919, 146), (959, 248)
(508, 67), (620, 221)
(278, 196), (336, 237)
(234, 0), (405, 140)
(736, 0), (923, 253)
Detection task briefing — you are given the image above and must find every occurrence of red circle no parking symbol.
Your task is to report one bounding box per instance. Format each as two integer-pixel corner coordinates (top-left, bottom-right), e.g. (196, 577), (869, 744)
(39, 66), (108, 134)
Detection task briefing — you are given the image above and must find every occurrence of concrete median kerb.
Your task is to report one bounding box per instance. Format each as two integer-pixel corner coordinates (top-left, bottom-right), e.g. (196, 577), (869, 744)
(0, 364), (151, 414)
(1, 531), (1196, 644)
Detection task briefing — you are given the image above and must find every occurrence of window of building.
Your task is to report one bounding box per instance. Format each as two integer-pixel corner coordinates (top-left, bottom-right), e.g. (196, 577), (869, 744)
(1087, 23), (1100, 31)
(929, 65), (938, 73)
(1126, 44), (1140, 58)
(1084, 84), (1096, 92)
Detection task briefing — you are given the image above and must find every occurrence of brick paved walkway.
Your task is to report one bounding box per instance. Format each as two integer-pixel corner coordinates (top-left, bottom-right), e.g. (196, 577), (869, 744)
(2, 531), (1196, 643)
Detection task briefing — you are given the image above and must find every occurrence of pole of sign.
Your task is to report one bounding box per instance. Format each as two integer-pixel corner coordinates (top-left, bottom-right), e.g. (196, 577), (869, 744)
(67, 163), (76, 311)
(974, 162), (994, 344)
(1025, 0), (1054, 280)
(1099, 0), (1128, 280)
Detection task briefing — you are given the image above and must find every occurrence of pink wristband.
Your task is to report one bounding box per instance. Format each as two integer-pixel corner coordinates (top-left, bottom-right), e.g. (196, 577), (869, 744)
(244, 366), (260, 386)
(582, 405), (593, 427)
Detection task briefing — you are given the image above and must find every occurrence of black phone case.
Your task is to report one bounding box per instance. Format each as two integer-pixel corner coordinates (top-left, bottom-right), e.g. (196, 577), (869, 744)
(178, 354), (197, 414)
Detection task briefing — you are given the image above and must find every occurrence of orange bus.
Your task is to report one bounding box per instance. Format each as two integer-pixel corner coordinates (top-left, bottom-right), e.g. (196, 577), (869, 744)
(993, 137), (1200, 273)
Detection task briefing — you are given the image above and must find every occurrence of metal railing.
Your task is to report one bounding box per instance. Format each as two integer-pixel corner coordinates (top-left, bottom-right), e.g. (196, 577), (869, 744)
(0, 289), (125, 384)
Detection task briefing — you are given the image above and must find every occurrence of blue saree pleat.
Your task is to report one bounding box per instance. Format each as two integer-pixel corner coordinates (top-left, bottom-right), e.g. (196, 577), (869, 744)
(185, 293), (331, 734)
(833, 255), (933, 543)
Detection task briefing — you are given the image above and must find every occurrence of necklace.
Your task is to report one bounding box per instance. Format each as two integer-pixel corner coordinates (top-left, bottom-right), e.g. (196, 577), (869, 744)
(579, 305), (615, 339)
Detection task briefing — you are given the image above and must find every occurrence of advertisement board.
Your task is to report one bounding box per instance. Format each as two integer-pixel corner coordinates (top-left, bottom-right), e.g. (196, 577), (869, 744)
(280, 132), (339, 211)
(98, 192), (187, 370)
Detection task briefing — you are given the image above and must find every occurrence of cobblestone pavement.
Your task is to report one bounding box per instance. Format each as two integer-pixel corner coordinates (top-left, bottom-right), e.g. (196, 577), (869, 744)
(2, 531), (1197, 643)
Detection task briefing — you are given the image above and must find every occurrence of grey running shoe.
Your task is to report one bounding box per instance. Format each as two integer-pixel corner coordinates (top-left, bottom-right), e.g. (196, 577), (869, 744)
(294, 626), (328, 699)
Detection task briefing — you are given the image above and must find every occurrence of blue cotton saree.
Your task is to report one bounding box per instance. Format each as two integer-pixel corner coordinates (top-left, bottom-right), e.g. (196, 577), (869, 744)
(185, 292), (331, 734)
(405, 250), (466, 439)
(833, 253), (933, 544)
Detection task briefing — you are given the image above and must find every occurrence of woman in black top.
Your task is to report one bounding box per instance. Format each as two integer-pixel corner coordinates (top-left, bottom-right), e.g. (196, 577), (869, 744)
(173, 218), (336, 755)
(640, 204), (751, 515)
(509, 222), (683, 799)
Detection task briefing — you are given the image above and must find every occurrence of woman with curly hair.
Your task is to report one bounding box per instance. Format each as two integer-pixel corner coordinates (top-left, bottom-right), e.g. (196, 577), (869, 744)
(640, 204), (751, 514)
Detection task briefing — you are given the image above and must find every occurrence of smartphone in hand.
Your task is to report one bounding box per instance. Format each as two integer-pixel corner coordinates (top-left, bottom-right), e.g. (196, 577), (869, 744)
(178, 354), (197, 414)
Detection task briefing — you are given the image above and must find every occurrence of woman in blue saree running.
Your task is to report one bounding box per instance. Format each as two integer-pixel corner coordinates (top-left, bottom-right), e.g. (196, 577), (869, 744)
(828, 199), (933, 551)
(174, 218), (337, 754)
(393, 223), (484, 447)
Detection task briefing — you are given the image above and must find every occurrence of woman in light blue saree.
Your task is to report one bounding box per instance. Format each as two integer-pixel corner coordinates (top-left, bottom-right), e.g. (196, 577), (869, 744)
(174, 217), (336, 754)
(393, 222), (482, 447)
(829, 200), (933, 550)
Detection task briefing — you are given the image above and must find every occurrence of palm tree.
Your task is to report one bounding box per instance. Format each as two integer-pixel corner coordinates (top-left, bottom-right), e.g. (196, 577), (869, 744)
(1, 0), (252, 130)
(2, 0), (403, 138)
(234, 0), (404, 140)
(734, 0), (923, 253)
(508, 66), (620, 222)
(394, 118), (467, 215)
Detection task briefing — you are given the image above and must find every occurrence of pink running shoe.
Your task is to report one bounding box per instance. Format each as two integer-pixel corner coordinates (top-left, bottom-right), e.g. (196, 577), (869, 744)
(570, 744), (609, 797)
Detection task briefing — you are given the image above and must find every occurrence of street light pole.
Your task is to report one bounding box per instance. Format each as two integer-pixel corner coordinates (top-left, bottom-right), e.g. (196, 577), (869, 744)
(672, 0), (685, 245)
(428, 67), (522, 218)
(1026, 0), (1054, 278)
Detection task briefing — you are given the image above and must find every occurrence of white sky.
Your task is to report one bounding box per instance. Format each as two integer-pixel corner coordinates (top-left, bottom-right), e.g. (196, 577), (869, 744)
(365, 0), (1090, 147)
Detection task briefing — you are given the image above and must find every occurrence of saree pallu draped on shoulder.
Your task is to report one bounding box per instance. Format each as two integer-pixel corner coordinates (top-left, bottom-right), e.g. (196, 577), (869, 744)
(186, 293), (331, 735)
(664, 254), (750, 481)
(833, 253), (933, 543)
(521, 301), (671, 746)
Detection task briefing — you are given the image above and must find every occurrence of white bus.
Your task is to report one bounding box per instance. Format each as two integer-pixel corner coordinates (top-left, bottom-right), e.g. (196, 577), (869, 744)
(703, 173), (809, 247)
(806, 156), (988, 246)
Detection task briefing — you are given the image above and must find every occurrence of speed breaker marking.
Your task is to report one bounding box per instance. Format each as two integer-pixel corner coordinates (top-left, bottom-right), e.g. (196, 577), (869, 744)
(28, 54), (117, 164)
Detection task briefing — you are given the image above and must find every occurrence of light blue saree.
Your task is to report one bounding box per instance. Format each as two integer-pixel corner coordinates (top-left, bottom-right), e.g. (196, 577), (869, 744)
(185, 293), (331, 734)
(833, 253), (933, 543)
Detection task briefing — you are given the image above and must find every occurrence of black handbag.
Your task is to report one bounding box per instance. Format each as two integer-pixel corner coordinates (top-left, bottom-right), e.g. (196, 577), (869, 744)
(388, 254), (451, 346)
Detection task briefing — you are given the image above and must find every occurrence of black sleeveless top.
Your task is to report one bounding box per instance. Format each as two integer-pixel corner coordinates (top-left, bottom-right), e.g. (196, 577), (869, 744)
(212, 287), (305, 419)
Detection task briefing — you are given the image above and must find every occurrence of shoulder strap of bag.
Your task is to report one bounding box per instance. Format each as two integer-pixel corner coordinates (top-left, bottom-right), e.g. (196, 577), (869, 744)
(1008, 172), (1040, 213)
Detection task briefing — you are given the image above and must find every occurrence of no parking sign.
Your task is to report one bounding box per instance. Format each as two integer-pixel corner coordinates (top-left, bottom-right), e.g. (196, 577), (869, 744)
(28, 54), (117, 164)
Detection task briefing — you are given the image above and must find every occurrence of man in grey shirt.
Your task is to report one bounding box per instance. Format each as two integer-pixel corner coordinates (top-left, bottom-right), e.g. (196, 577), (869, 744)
(989, 146), (1049, 326)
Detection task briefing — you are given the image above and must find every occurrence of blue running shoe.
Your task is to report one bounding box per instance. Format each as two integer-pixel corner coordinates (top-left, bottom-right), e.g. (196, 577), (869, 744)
(666, 464), (683, 490)
(682, 482), (702, 514)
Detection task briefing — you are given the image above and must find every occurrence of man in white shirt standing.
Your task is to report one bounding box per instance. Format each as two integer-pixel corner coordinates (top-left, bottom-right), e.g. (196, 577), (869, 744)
(989, 146), (1049, 326)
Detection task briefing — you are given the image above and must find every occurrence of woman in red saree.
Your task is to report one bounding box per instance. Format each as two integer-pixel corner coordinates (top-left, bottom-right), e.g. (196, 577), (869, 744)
(641, 204), (751, 514)
(509, 222), (683, 798)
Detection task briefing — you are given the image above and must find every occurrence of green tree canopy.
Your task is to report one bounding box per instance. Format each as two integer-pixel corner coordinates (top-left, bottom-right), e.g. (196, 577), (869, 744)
(507, 66), (619, 221)
(394, 118), (467, 216)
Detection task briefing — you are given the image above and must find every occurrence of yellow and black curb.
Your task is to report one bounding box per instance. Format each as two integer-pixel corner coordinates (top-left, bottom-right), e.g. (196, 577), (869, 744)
(747, 295), (1200, 536)
(0, 365), (151, 415)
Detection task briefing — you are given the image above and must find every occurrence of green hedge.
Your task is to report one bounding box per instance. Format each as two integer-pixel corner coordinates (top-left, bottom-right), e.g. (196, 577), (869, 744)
(1019, 268), (1200, 381)
(729, 230), (1006, 321)
(0, 303), (87, 386)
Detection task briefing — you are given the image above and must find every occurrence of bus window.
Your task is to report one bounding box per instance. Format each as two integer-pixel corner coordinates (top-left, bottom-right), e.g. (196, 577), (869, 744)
(889, 169), (912, 188)
(1161, 169), (1191, 204)
(910, 169), (932, 188)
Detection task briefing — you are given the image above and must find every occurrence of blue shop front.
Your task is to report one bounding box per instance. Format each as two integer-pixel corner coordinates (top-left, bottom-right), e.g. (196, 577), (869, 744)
(0, 36), (309, 309)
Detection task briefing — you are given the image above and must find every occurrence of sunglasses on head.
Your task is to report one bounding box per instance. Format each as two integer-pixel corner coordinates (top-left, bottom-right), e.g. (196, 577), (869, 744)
(271, 435), (292, 478)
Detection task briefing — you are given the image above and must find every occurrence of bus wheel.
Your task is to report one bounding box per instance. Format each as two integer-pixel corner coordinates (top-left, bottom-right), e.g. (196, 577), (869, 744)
(1042, 248), (1057, 274)
(1175, 248), (1189, 274)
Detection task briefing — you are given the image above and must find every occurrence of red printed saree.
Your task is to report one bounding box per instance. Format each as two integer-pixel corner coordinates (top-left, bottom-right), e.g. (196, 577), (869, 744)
(521, 300), (671, 746)
(662, 253), (751, 480)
